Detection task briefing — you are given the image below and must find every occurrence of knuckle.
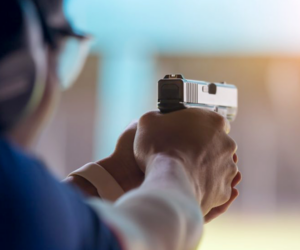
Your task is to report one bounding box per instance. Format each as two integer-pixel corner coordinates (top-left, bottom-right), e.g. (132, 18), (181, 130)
(229, 138), (237, 152)
(229, 162), (238, 176)
(139, 111), (158, 125)
(127, 120), (138, 130)
(219, 187), (232, 205)
(225, 136), (237, 152)
(213, 113), (226, 128)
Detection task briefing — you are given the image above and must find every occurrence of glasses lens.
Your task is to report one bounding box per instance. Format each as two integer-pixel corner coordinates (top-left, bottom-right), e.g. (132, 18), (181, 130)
(58, 36), (92, 90)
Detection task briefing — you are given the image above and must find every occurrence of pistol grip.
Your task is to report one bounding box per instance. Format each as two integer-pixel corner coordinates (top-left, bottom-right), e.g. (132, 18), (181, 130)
(158, 101), (186, 113)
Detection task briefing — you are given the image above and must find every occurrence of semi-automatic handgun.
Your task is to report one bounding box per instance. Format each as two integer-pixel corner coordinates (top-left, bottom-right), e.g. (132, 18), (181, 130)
(158, 74), (238, 121)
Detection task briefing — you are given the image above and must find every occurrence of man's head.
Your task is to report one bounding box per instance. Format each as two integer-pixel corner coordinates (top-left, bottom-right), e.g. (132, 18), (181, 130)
(0, 0), (89, 146)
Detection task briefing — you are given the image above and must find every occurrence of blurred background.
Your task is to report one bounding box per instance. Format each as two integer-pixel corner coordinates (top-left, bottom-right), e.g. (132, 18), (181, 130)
(35, 0), (300, 249)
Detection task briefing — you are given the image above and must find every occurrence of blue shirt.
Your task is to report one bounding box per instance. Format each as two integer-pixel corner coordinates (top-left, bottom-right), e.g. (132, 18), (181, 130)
(0, 137), (122, 250)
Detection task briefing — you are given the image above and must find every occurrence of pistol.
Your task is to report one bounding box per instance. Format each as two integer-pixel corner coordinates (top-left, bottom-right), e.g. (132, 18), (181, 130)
(158, 74), (238, 121)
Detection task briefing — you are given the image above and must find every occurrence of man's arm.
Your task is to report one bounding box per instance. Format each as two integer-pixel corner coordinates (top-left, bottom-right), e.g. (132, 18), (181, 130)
(68, 108), (240, 250)
(64, 122), (144, 199)
(88, 154), (203, 250)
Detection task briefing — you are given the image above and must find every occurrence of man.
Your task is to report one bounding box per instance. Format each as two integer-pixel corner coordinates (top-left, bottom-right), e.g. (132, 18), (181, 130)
(0, 0), (241, 250)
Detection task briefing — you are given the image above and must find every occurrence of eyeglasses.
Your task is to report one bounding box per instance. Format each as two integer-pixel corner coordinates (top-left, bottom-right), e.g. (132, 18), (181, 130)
(57, 34), (93, 90)
(44, 26), (93, 90)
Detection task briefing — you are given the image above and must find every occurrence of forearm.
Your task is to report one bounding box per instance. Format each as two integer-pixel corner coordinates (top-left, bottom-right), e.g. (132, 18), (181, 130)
(87, 154), (203, 250)
(119, 154), (203, 250)
(63, 154), (144, 199)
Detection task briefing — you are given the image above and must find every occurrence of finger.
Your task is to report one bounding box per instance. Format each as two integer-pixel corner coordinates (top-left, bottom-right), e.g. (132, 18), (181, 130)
(233, 153), (238, 164)
(125, 120), (138, 131)
(222, 133), (237, 156)
(231, 171), (242, 188)
(214, 112), (230, 134)
(204, 188), (239, 223)
(116, 121), (138, 149)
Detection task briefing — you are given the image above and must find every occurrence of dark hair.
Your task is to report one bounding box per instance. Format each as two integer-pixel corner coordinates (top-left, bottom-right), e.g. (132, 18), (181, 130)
(31, 0), (82, 47)
(0, 0), (80, 53)
(0, 1), (23, 58)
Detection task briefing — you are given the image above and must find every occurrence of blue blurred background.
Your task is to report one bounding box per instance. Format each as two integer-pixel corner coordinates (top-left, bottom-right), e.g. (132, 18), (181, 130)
(36, 1), (300, 249)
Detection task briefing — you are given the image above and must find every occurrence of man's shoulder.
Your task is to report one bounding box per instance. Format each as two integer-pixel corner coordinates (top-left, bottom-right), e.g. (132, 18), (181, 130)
(0, 137), (123, 250)
(0, 136), (50, 191)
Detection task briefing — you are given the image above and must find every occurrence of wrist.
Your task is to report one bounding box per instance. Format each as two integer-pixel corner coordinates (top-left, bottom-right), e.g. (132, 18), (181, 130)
(145, 151), (186, 173)
(97, 153), (144, 192)
(145, 153), (200, 203)
(64, 175), (99, 197)
(146, 153), (184, 173)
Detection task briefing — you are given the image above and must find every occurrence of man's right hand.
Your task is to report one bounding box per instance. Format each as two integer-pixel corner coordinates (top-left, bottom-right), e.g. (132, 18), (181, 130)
(134, 108), (240, 216)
